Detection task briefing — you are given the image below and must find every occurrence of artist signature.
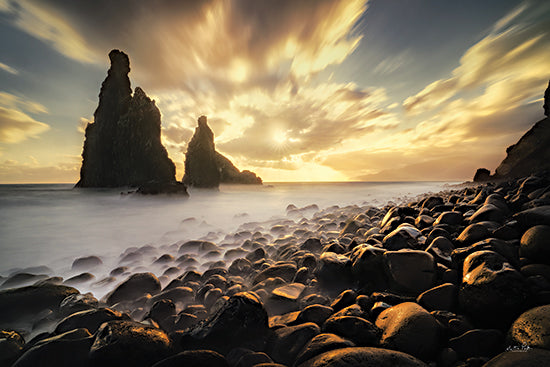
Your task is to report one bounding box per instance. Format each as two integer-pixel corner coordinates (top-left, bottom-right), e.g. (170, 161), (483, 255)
(506, 343), (531, 352)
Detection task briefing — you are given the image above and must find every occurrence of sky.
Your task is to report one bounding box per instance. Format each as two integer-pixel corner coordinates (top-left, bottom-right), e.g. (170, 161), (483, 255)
(0, 0), (549, 183)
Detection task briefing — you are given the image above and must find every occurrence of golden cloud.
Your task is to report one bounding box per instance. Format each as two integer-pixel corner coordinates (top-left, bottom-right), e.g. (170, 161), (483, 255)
(0, 92), (50, 143)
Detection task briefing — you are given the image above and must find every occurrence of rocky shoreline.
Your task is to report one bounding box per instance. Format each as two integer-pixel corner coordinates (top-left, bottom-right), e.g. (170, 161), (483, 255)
(2, 173), (550, 366)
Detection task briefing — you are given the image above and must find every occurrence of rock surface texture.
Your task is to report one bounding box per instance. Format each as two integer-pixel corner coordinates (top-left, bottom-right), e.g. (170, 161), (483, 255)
(76, 50), (184, 193)
(183, 116), (262, 188)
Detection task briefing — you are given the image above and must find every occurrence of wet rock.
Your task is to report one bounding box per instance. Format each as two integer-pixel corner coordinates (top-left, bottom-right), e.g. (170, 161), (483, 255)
(452, 238), (520, 270)
(1, 273), (49, 288)
(459, 250), (529, 326)
(59, 292), (98, 317)
(64, 272), (95, 285)
(507, 304), (550, 350)
(55, 307), (125, 334)
(253, 263), (297, 285)
(383, 225), (425, 250)
(469, 204), (505, 224)
(295, 333), (355, 366)
(72, 256), (103, 270)
(296, 347), (428, 367)
(425, 236), (454, 267)
(417, 283), (457, 311)
(0, 330), (25, 366)
(383, 250), (436, 295)
(323, 316), (380, 346)
(297, 305), (334, 326)
(435, 211), (463, 226)
(448, 329), (503, 359)
(105, 272), (161, 305)
(13, 329), (93, 367)
(148, 299), (177, 332)
(301, 238), (324, 253)
(483, 348), (550, 366)
(234, 351), (273, 367)
(315, 252), (352, 290)
(272, 283), (306, 301)
(375, 302), (443, 360)
(513, 205), (550, 229)
(350, 245), (387, 290)
(90, 320), (172, 367)
(0, 284), (79, 329)
(456, 224), (491, 246)
(520, 225), (550, 264)
(267, 322), (320, 365)
(152, 350), (228, 367)
(181, 292), (269, 354)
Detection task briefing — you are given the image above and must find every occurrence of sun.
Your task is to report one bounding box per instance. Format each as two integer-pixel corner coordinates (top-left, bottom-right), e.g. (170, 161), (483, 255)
(273, 130), (287, 145)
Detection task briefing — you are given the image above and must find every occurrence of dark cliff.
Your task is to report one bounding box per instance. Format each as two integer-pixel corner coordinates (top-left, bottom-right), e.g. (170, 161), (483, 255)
(183, 116), (262, 188)
(76, 50), (182, 192)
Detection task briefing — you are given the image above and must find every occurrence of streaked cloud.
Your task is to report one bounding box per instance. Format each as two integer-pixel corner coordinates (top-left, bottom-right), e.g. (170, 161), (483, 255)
(0, 61), (18, 75)
(0, 92), (49, 143)
(0, 158), (79, 183)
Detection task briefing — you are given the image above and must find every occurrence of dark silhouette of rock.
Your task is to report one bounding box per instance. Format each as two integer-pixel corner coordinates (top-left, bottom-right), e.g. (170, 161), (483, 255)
(490, 80), (550, 179)
(183, 116), (262, 188)
(473, 168), (491, 182)
(544, 80), (550, 117)
(76, 50), (185, 194)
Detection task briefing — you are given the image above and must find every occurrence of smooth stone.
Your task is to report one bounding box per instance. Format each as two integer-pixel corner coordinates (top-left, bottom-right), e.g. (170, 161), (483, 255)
(55, 307), (125, 334)
(315, 252), (353, 289)
(375, 302), (443, 360)
(383, 225), (425, 251)
(151, 350), (228, 367)
(435, 211), (463, 226)
(383, 250), (436, 295)
(425, 236), (454, 266)
(105, 272), (161, 305)
(151, 286), (194, 306)
(2, 273), (49, 288)
(295, 333), (355, 366)
(457, 223), (491, 246)
(514, 206), (550, 229)
(415, 215), (435, 229)
(508, 305), (550, 350)
(520, 225), (550, 264)
(110, 266), (128, 276)
(267, 322), (321, 366)
(13, 329), (93, 367)
(417, 283), (458, 311)
(272, 283), (306, 301)
(58, 292), (98, 317)
(90, 320), (171, 367)
(63, 272), (95, 285)
(72, 256), (103, 270)
(235, 352), (272, 367)
(448, 329), (503, 359)
(483, 348), (550, 366)
(178, 240), (218, 254)
(148, 299), (177, 332)
(297, 305), (334, 326)
(253, 264), (297, 285)
(322, 316), (380, 346)
(469, 204), (505, 224)
(0, 330), (25, 366)
(350, 245), (387, 290)
(459, 250), (529, 326)
(0, 284), (79, 329)
(296, 347), (428, 367)
(301, 238), (324, 253)
(181, 292), (269, 354)
(330, 290), (357, 312)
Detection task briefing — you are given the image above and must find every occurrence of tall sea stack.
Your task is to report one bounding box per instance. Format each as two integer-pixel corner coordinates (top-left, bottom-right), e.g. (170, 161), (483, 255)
(76, 50), (181, 191)
(183, 116), (262, 188)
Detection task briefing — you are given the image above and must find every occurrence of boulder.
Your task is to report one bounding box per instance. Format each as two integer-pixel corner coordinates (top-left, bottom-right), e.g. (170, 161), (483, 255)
(71, 256), (103, 270)
(89, 320), (172, 367)
(473, 168), (492, 182)
(180, 292), (269, 354)
(382, 225), (425, 250)
(55, 307), (125, 334)
(296, 347), (428, 367)
(253, 263), (297, 285)
(322, 316), (380, 346)
(508, 304), (550, 350)
(295, 333), (355, 366)
(520, 225), (550, 264)
(105, 272), (161, 305)
(0, 330), (25, 366)
(13, 329), (93, 367)
(375, 302), (442, 360)
(448, 329), (503, 359)
(459, 250), (529, 326)
(0, 284), (79, 329)
(456, 223), (491, 246)
(267, 322), (321, 365)
(383, 250), (436, 295)
(514, 206), (550, 229)
(76, 50), (180, 190)
(484, 348), (550, 367)
(416, 283), (457, 311)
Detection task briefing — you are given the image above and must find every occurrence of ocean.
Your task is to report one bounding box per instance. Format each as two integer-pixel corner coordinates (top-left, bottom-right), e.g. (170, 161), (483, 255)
(0, 181), (452, 297)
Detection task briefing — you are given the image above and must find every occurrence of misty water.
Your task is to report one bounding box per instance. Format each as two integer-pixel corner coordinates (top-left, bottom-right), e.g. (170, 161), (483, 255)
(0, 181), (452, 298)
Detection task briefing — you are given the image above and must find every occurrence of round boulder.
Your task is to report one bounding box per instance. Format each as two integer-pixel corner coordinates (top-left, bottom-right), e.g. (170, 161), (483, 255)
(508, 304), (550, 350)
(104, 272), (161, 305)
(520, 225), (550, 265)
(296, 347), (428, 367)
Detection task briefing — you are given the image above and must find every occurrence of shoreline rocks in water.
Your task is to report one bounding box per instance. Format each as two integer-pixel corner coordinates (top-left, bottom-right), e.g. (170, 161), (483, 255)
(3, 172), (550, 366)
